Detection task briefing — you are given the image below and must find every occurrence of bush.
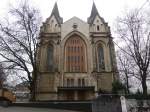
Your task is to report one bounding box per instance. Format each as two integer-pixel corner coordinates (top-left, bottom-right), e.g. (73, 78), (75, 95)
(112, 81), (126, 94)
(125, 89), (150, 99)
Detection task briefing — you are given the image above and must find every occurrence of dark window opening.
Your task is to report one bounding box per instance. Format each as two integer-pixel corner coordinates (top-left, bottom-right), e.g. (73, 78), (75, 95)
(97, 25), (100, 31)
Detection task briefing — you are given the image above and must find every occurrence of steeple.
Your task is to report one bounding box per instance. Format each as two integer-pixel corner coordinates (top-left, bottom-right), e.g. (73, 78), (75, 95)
(87, 2), (100, 24)
(50, 2), (63, 24)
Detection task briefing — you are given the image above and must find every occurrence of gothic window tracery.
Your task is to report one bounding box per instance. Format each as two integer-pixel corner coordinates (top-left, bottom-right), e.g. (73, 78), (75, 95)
(47, 44), (54, 71)
(65, 35), (86, 72)
(97, 44), (105, 71)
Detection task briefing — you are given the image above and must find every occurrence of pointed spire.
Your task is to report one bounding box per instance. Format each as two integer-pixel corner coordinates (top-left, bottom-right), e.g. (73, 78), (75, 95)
(90, 2), (99, 18)
(87, 2), (100, 24)
(50, 2), (63, 24)
(51, 2), (60, 18)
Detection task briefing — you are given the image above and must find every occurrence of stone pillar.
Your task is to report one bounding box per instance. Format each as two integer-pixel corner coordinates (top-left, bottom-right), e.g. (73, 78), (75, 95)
(92, 40), (97, 71)
(74, 91), (78, 100)
(120, 96), (127, 112)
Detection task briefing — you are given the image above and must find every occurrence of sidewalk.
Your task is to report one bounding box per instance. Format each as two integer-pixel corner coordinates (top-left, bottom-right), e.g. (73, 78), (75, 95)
(0, 106), (80, 112)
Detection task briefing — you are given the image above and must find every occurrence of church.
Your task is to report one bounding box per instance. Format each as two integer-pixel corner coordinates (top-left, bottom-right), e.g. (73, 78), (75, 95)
(35, 2), (118, 101)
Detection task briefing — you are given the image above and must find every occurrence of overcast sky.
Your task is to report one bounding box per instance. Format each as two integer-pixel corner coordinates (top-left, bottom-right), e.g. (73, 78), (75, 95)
(0, 0), (147, 29)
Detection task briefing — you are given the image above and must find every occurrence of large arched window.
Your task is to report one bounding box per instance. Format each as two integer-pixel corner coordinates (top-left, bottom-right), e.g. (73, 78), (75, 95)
(47, 44), (54, 71)
(65, 34), (86, 72)
(97, 44), (105, 71)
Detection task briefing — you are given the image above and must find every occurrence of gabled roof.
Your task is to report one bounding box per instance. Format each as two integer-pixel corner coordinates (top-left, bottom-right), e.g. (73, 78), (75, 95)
(49, 2), (63, 24)
(87, 2), (105, 24)
(63, 16), (87, 24)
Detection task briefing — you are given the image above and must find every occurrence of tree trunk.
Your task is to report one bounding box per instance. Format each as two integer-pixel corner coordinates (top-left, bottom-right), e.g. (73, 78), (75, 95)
(141, 72), (147, 97)
(125, 71), (130, 94)
(126, 79), (130, 94)
(30, 81), (36, 101)
(30, 69), (37, 101)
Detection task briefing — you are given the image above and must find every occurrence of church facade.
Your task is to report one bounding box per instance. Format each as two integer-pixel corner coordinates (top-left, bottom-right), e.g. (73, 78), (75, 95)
(35, 2), (118, 101)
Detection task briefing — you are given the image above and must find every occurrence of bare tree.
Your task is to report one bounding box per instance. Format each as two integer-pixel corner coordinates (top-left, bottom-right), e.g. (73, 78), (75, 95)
(117, 52), (131, 94)
(116, 8), (150, 97)
(0, 1), (41, 100)
(117, 51), (139, 94)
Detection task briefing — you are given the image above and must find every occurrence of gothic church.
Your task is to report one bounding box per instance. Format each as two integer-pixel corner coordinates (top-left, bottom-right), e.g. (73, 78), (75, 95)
(35, 2), (118, 101)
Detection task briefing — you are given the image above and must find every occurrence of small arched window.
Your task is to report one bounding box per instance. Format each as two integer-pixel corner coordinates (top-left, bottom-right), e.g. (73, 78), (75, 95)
(47, 44), (54, 71)
(50, 20), (54, 27)
(97, 25), (100, 31)
(82, 79), (85, 86)
(51, 20), (54, 24)
(78, 78), (85, 86)
(97, 44), (105, 71)
(67, 79), (74, 87)
(54, 24), (58, 31)
(71, 79), (74, 86)
(78, 79), (81, 86)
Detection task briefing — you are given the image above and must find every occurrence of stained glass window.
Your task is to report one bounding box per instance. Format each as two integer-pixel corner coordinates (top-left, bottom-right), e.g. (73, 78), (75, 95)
(65, 35), (86, 72)
(47, 44), (53, 71)
(98, 44), (105, 71)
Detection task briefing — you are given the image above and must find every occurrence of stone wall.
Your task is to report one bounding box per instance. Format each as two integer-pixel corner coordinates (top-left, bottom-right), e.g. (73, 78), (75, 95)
(89, 95), (150, 112)
(92, 95), (122, 112)
(125, 98), (150, 112)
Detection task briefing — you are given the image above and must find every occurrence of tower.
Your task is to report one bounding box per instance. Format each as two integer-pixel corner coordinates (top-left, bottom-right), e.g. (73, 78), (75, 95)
(35, 2), (118, 101)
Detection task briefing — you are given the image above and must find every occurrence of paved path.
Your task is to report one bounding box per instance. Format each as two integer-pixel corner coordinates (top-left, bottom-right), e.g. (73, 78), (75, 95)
(0, 106), (80, 112)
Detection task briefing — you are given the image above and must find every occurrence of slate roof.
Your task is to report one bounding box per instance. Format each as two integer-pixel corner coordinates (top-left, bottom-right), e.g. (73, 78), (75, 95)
(87, 2), (105, 25)
(49, 2), (63, 24)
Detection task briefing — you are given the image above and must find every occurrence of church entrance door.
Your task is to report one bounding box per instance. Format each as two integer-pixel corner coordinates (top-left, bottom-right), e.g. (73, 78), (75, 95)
(66, 91), (74, 100)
